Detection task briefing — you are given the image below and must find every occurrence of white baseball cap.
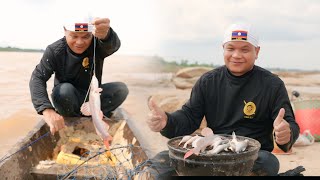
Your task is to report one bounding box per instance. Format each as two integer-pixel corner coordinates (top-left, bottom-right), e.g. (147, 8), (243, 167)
(222, 22), (259, 47)
(63, 16), (93, 32)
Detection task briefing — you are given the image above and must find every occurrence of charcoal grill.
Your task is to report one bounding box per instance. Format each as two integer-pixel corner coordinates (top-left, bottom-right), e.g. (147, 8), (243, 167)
(167, 134), (261, 176)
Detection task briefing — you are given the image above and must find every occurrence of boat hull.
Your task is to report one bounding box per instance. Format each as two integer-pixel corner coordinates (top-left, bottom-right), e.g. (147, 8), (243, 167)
(0, 109), (148, 179)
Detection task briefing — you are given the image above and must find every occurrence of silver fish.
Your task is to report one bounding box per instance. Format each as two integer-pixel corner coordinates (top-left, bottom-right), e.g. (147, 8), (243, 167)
(233, 139), (249, 153)
(229, 131), (248, 153)
(178, 135), (193, 146)
(192, 136), (203, 148)
(213, 138), (229, 149)
(210, 136), (223, 149)
(207, 143), (230, 154)
(81, 75), (113, 149)
(183, 135), (200, 149)
(184, 134), (216, 159)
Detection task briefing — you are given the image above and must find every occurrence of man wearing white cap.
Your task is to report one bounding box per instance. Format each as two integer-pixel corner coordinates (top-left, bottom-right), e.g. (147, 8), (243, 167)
(29, 17), (128, 135)
(145, 22), (300, 176)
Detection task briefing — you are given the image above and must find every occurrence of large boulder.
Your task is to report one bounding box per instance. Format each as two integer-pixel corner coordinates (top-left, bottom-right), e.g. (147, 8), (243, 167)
(172, 76), (201, 90)
(149, 90), (190, 113)
(172, 67), (212, 89)
(175, 67), (213, 78)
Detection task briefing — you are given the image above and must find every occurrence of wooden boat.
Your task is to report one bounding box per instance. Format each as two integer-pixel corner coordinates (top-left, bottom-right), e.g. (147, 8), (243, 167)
(0, 108), (148, 179)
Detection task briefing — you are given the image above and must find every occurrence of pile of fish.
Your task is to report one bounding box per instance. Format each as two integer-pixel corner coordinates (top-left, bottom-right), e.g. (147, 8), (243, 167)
(179, 128), (249, 159)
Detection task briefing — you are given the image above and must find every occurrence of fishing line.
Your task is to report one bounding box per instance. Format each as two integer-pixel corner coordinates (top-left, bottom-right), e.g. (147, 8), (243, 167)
(79, 35), (109, 119)
(81, 36), (97, 107)
(0, 131), (50, 164)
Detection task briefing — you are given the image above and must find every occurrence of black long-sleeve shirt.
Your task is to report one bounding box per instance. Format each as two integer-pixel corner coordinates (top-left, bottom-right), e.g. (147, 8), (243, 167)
(29, 28), (121, 115)
(161, 65), (300, 152)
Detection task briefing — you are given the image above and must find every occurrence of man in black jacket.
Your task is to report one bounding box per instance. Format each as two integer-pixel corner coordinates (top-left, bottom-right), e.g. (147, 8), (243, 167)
(29, 17), (128, 135)
(146, 22), (300, 177)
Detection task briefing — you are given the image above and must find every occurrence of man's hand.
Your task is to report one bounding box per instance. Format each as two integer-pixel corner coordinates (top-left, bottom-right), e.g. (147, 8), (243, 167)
(273, 108), (291, 145)
(43, 109), (65, 135)
(147, 97), (168, 132)
(91, 18), (110, 40)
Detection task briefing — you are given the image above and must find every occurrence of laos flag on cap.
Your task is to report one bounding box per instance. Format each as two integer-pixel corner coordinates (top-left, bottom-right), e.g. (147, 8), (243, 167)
(75, 23), (89, 32)
(63, 15), (93, 32)
(231, 30), (248, 41)
(223, 23), (259, 47)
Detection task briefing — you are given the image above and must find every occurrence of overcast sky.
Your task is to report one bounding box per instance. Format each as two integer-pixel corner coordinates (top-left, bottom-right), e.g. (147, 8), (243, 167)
(1, 0), (319, 70)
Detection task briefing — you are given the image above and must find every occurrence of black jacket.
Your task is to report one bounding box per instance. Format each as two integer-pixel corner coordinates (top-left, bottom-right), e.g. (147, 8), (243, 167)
(29, 28), (121, 115)
(161, 65), (300, 152)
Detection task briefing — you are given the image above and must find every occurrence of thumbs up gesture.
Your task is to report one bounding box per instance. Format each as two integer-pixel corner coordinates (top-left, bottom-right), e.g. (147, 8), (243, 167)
(147, 97), (168, 132)
(273, 108), (291, 145)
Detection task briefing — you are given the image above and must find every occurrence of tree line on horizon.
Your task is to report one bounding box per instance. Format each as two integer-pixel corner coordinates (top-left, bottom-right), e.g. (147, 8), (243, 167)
(152, 55), (318, 73)
(0, 46), (44, 52)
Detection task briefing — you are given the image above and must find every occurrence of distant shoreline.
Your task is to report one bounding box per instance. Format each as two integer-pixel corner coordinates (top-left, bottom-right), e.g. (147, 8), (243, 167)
(0, 50), (317, 73)
(152, 55), (320, 73)
(0, 47), (44, 53)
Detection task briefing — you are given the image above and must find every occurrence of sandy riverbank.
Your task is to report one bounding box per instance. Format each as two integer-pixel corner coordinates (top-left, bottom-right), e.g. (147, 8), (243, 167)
(0, 51), (319, 175)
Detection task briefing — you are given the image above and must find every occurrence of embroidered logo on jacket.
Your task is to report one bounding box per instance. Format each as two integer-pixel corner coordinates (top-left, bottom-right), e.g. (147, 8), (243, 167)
(243, 100), (256, 119)
(82, 57), (90, 68)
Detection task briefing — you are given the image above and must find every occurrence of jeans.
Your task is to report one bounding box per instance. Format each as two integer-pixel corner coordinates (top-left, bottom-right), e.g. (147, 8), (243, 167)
(51, 82), (128, 117)
(141, 150), (279, 178)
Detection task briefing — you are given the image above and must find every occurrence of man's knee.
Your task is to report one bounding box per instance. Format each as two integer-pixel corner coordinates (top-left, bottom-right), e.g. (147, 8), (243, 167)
(116, 82), (129, 100)
(252, 150), (280, 176)
(52, 83), (76, 99)
(51, 83), (79, 116)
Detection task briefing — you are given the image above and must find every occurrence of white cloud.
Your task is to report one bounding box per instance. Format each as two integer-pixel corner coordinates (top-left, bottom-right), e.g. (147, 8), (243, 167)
(156, 0), (320, 42)
(1, 0), (319, 70)
(0, 0), (160, 55)
(155, 0), (320, 70)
